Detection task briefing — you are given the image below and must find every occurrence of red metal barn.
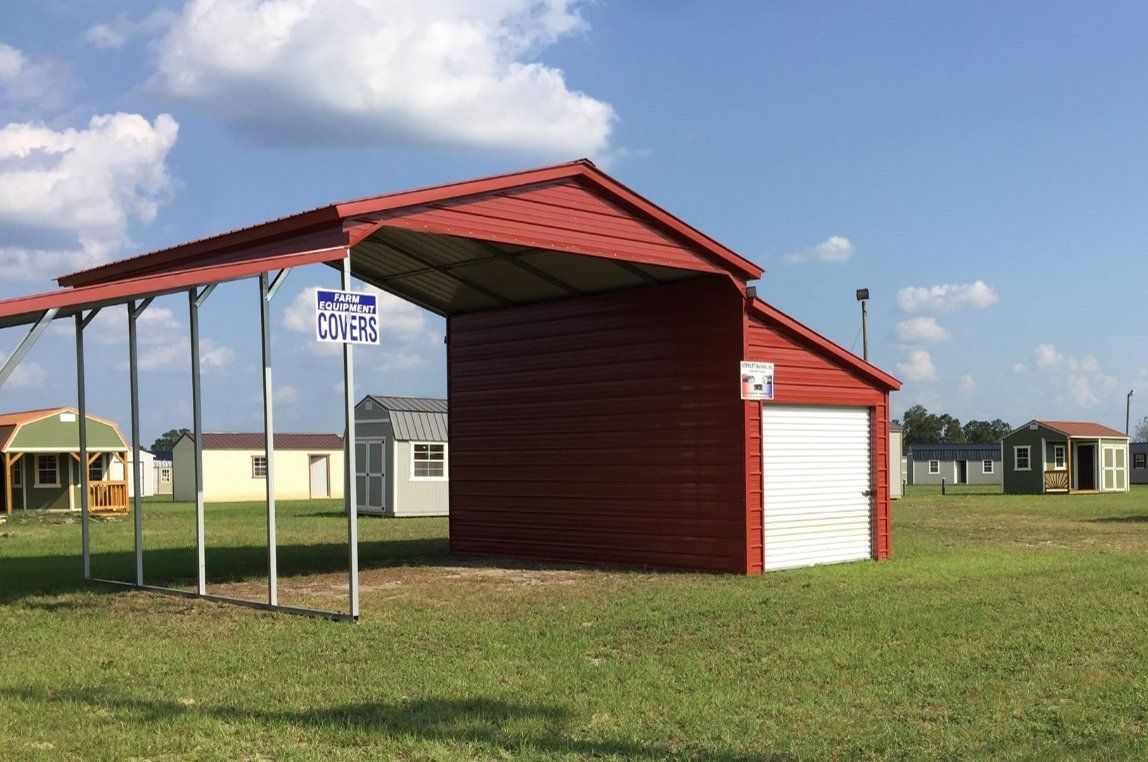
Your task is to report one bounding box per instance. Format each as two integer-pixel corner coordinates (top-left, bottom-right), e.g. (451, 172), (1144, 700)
(0, 160), (899, 575)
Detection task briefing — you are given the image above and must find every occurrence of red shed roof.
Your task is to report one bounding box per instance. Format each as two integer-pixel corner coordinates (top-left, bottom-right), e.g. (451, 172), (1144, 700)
(0, 159), (765, 328)
(1035, 420), (1128, 439)
(183, 432), (344, 451)
(747, 296), (901, 391)
(58, 159), (762, 288)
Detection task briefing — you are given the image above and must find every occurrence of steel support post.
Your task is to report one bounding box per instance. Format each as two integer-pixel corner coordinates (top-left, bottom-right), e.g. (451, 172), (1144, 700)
(189, 287), (208, 595)
(342, 255), (360, 619)
(259, 273), (278, 606)
(75, 313), (91, 579)
(127, 300), (151, 587)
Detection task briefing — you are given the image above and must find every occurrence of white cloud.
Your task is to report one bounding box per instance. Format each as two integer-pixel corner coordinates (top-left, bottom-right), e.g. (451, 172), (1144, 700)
(897, 349), (937, 382)
(147, 0), (614, 157)
(0, 113), (179, 281)
(0, 43), (23, 82)
(0, 349), (47, 389)
(897, 280), (999, 313)
(1034, 342), (1063, 370)
(1012, 362), (1026, 374)
(960, 373), (976, 394)
(1031, 343), (1117, 409)
(0, 42), (70, 108)
(894, 316), (949, 344)
(783, 235), (854, 264)
(274, 384), (300, 404)
(133, 337), (234, 373)
(84, 10), (178, 50)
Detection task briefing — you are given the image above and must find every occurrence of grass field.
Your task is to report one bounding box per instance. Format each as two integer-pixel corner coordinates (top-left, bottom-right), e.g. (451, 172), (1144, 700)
(1, 489), (1146, 759)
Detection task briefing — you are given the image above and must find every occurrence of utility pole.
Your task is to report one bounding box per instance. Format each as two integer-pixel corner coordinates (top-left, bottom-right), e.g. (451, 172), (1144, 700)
(1127, 389), (1134, 435)
(856, 288), (870, 362)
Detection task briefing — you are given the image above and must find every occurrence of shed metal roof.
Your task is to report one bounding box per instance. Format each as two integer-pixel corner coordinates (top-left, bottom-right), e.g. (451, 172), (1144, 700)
(361, 395), (448, 441)
(1034, 420), (1128, 439)
(0, 407), (127, 452)
(909, 443), (1002, 461)
(0, 159), (768, 330)
(182, 432), (344, 451)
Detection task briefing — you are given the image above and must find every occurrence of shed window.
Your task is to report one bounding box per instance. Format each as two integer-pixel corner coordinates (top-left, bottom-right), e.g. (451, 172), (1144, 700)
(1014, 446), (1031, 471)
(252, 456), (268, 478)
(928, 460), (940, 474)
(412, 443), (446, 479)
(12, 460), (22, 488)
(1053, 445), (1066, 470)
(982, 459), (994, 474)
(1135, 453), (1147, 470)
(88, 456), (105, 483)
(36, 454), (59, 487)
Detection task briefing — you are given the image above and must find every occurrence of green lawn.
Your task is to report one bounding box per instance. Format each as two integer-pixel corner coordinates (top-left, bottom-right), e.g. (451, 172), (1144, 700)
(1, 490), (1146, 759)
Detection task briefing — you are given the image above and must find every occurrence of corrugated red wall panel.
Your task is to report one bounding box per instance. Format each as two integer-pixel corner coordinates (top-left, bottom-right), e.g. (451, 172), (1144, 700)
(742, 311), (890, 573)
(448, 277), (748, 573)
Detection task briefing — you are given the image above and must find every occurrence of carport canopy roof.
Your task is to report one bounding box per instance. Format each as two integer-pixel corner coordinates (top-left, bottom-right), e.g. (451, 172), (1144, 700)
(0, 159), (764, 329)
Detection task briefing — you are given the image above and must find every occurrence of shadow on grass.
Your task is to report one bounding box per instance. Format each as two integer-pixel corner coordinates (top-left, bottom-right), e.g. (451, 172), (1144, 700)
(0, 535), (647, 605)
(1087, 515), (1148, 523)
(1, 687), (764, 761)
(0, 537), (450, 604)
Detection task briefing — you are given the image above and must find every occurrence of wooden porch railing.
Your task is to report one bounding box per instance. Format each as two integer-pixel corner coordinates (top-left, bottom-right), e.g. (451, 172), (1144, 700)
(89, 481), (128, 513)
(1044, 470), (1069, 492)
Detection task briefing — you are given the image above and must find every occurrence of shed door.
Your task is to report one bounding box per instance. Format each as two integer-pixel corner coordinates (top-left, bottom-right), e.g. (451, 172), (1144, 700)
(355, 439), (386, 512)
(309, 455), (329, 498)
(1102, 445), (1126, 491)
(762, 406), (873, 571)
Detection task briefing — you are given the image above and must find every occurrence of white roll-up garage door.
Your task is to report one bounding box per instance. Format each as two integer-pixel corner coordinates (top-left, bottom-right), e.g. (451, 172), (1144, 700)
(762, 406), (873, 571)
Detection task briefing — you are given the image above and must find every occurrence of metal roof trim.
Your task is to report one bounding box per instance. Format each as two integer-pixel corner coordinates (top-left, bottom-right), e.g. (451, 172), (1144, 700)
(746, 296), (902, 391)
(57, 159), (762, 290)
(0, 246), (346, 329)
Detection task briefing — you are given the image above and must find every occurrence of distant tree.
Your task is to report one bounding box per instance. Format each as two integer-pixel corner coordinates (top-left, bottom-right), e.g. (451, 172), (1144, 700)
(1135, 416), (1148, 443)
(897, 407), (1012, 446)
(962, 418), (1012, 443)
(150, 428), (190, 453)
(900, 405), (943, 446)
(939, 414), (964, 443)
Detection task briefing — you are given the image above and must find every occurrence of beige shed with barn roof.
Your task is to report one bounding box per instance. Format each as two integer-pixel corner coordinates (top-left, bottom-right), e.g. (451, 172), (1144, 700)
(172, 432), (344, 503)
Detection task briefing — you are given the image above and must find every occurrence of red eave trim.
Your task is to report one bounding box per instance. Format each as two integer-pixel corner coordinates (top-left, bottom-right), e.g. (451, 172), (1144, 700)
(58, 159), (763, 290)
(1, 246), (347, 327)
(747, 297), (902, 391)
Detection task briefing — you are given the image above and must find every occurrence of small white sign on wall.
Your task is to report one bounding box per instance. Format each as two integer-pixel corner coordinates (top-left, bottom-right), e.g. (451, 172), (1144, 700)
(740, 361), (774, 401)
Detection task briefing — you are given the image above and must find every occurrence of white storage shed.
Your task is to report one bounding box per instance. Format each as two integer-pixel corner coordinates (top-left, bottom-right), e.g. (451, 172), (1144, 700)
(354, 396), (449, 517)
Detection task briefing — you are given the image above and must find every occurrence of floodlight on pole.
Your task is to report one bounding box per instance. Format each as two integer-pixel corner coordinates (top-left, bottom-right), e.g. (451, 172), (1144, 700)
(856, 288), (870, 362)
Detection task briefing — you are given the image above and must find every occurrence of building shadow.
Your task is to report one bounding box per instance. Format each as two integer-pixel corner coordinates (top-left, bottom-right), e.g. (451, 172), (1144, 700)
(0, 686), (768, 761)
(1087, 515), (1148, 524)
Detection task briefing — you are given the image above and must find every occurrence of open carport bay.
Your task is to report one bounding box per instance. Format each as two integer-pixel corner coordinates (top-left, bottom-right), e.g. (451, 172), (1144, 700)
(1, 489), (1146, 758)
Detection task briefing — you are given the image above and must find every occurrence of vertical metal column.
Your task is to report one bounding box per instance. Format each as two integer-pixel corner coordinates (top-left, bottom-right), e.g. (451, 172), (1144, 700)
(259, 273), (278, 606)
(75, 313), (91, 580)
(189, 287), (208, 595)
(128, 301), (146, 587)
(342, 255), (360, 619)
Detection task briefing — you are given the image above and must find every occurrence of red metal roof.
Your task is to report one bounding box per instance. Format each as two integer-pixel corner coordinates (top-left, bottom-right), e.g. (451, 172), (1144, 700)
(0, 245), (345, 330)
(58, 159), (763, 288)
(185, 432), (344, 451)
(746, 297), (901, 391)
(1035, 420), (1128, 438)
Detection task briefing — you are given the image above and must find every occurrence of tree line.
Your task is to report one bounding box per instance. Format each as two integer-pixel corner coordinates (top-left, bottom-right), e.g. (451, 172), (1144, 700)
(894, 405), (1011, 447)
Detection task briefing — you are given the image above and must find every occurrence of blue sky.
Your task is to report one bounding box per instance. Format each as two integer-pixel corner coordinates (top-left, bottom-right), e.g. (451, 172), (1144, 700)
(2, 0), (1146, 443)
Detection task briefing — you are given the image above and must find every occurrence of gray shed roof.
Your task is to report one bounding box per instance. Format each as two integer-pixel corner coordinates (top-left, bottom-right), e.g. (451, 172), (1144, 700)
(909, 443), (1002, 461)
(361, 395), (448, 441)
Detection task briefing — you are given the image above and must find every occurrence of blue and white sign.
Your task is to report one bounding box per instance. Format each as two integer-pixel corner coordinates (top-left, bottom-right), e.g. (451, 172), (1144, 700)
(315, 289), (380, 345)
